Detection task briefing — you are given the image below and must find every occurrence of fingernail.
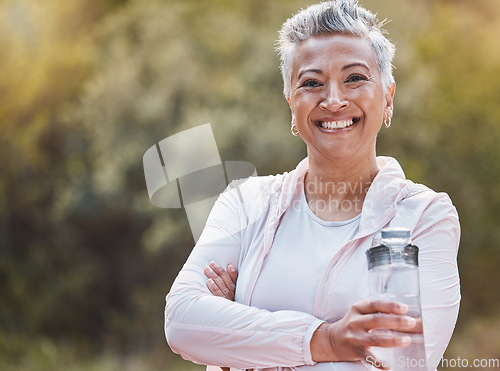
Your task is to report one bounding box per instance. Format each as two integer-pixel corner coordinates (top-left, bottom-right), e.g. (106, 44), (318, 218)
(400, 336), (411, 346)
(404, 317), (416, 327)
(207, 278), (214, 285)
(397, 303), (409, 313)
(228, 265), (235, 272)
(209, 261), (217, 268)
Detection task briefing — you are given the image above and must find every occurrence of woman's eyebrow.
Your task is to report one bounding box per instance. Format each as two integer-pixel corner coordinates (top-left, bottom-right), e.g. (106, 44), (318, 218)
(297, 68), (322, 80)
(342, 62), (370, 71)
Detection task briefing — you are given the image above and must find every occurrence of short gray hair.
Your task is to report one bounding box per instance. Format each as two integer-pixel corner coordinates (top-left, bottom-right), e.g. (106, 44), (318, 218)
(277, 0), (395, 98)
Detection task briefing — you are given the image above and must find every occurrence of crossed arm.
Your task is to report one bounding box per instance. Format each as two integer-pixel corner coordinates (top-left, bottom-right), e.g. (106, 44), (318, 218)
(203, 261), (417, 370)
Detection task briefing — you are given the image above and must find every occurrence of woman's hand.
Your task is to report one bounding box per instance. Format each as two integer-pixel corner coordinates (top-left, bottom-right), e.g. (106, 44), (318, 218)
(310, 299), (417, 370)
(204, 261), (237, 301)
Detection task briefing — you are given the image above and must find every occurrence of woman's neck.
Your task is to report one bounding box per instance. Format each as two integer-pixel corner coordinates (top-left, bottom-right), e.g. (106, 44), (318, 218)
(304, 154), (379, 221)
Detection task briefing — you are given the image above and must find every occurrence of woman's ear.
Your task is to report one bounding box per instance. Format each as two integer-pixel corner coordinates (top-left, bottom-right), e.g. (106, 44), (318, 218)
(287, 96), (293, 115)
(385, 82), (396, 111)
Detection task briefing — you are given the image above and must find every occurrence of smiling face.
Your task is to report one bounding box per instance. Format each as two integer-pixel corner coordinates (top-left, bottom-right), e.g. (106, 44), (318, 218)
(288, 33), (395, 165)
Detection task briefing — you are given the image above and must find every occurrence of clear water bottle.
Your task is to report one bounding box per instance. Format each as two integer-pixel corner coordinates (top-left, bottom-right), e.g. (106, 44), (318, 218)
(366, 227), (427, 370)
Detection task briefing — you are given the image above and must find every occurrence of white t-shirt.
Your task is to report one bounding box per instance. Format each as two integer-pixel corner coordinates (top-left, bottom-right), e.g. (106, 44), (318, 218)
(252, 179), (361, 314)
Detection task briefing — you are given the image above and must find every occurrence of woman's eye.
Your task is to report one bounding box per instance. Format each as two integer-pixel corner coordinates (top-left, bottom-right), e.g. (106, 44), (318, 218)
(345, 74), (368, 83)
(301, 79), (322, 88)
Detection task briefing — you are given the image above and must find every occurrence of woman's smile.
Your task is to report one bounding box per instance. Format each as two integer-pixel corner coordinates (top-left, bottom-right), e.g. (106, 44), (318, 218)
(315, 117), (360, 130)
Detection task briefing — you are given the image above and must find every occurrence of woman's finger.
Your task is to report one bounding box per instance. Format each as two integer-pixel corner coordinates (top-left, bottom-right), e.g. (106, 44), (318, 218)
(227, 264), (238, 284)
(393, 316), (423, 333)
(359, 312), (417, 332)
(362, 329), (412, 348)
(207, 278), (225, 297)
(354, 299), (409, 315)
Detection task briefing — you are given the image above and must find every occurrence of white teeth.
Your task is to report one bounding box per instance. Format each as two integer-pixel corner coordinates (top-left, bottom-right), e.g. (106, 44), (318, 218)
(320, 119), (354, 129)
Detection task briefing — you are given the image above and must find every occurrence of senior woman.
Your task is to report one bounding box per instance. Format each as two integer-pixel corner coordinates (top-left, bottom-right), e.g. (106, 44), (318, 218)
(164, 1), (460, 370)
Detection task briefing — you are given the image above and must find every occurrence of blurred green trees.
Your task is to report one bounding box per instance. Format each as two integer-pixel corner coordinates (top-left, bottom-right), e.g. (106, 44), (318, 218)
(1, 0), (499, 369)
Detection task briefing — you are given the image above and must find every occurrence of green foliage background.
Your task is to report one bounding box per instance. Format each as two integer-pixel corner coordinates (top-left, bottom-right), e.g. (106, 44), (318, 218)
(1, 0), (499, 369)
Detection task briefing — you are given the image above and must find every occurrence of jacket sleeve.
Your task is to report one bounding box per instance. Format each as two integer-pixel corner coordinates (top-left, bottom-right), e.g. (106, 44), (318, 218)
(164, 181), (324, 369)
(412, 192), (461, 371)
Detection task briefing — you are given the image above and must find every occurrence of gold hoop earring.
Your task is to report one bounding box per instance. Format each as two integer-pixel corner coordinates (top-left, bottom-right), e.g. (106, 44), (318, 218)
(291, 122), (299, 136)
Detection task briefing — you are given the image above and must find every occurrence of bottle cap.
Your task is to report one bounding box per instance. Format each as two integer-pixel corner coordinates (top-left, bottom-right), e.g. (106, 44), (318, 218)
(366, 227), (419, 269)
(381, 227), (411, 239)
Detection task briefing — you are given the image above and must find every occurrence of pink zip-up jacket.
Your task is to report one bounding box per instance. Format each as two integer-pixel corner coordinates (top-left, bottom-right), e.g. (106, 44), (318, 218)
(165, 157), (460, 371)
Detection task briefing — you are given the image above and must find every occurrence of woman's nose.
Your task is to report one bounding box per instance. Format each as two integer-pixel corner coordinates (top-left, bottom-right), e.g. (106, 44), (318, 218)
(319, 85), (349, 111)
